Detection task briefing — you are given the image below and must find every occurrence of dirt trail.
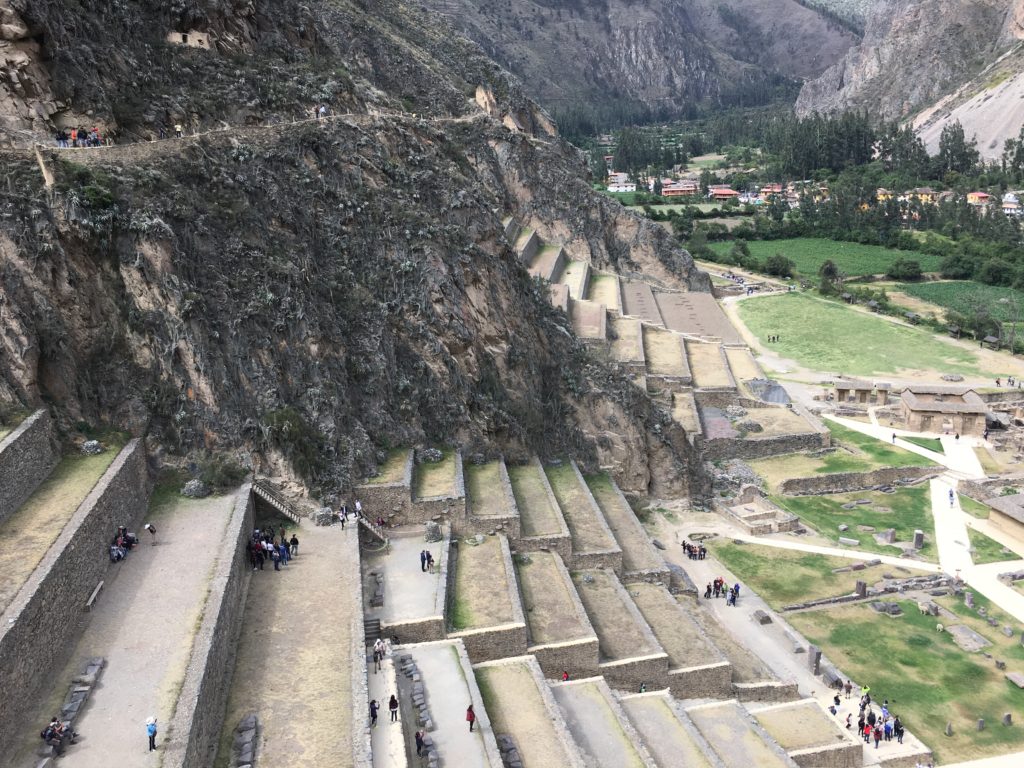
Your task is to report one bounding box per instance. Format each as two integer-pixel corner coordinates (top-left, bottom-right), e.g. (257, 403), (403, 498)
(214, 519), (360, 767)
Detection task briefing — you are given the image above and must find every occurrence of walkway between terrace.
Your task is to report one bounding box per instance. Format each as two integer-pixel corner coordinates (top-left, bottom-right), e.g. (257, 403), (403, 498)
(5, 493), (235, 768)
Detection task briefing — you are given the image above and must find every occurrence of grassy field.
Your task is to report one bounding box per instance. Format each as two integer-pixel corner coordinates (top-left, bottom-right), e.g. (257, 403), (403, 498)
(736, 293), (984, 376)
(708, 542), (895, 606)
(967, 527), (1017, 564)
(627, 202), (725, 214)
(960, 495), (991, 519)
(773, 485), (936, 559)
(709, 238), (941, 277)
(899, 281), (1024, 323)
(749, 421), (934, 490)
(789, 599), (1024, 763)
(903, 436), (944, 454)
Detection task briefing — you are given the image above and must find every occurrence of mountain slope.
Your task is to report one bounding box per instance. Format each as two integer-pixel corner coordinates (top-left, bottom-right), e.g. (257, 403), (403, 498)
(0, 0), (707, 497)
(420, 0), (857, 127)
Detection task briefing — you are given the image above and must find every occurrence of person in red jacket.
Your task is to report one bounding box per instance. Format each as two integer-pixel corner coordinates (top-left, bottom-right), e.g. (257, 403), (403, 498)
(466, 704), (476, 732)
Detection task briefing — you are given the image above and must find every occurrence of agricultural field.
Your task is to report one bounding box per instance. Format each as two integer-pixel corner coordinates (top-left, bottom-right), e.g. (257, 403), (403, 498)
(709, 238), (941, 277)
(736, 293), (986, 377)
(898, 281), (1024, 323)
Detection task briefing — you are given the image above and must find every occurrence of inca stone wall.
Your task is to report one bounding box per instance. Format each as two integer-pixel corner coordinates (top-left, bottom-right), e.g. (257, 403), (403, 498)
(668, 660), (733, 700)
(700, 431), (830, 461)
(779, 465), (938, 496)
(0, 439), (150, 742)
(0, 408), (59, 524)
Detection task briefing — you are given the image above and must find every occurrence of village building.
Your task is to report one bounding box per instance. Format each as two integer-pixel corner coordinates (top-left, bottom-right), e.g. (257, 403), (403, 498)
(908, 187), (937, 204)
(1004, 192), (1021, 216)
(899, 385), (988, 435)
(967, 191), (992, 207)
(984, 493), (1024, 538)
(759, 183), (783, 202)
(833, 379), (890, 406)
(662, 179), (699, 198)
(707, 184), (739, 201)
(876, 188), (894, 202)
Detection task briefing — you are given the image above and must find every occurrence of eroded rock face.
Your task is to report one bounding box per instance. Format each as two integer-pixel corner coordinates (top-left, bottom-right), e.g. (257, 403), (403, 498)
(0, 3), (58, 141)
(796, 0), (1019, 120)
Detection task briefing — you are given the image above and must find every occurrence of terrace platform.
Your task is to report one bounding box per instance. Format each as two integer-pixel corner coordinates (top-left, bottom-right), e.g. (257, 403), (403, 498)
(655, 291), (742, 344)
(751, 700), (864, 768)
(556, 258), (590, 300)
(528, 243), (564, 281)
(687, 700), (799, 768)
(571, 569), (669, 692)
(584, 473), (667, 580)
(448, 534), (527, 662)
(724, 347), (765, 385)
(544, 461), (622, 572)
(464, 458), (519, 537)
(550, 677), (656, 768)
(621, 280), (665, 326)
(357, 448), (413, 523)
(619, 691), (723, 768)
(643, 326), (691, 385)
(686, 341), (736, 390)
(672, 391), (703, 439)
(626, 582), (732, 699)
(507, 458), (571, 562)
(515, 550), (599, 679)
(474, 656), (587, 768)
(411, 449), (465, 523)
(586, 272), (621, 311)
(569, 298), (607, 340)
(609, 316), (645, 370)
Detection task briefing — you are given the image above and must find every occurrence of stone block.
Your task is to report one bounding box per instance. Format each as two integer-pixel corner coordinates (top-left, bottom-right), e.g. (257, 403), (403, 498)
(978, 718), (985, 731)
(238, 713), (258, 731)
(839, 537), (860, 547)
(1003, 626), (1014, 638)
(856, 580), (867, 597)
(838, 524), (849, 532)
(945, 722), (953, 736)
(752, 610), (772, 625)
(1003, 713), (1012, 726)
(996, 660), (1007, 670)
(807, 645), (822, 674)
(913, 529), (925, 549)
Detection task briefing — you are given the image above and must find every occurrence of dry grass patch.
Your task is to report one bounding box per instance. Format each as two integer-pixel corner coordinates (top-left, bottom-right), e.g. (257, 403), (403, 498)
(585, 473), (662, 573)
(610, 316), (643, 363)
(451, 536), (515, 630)
(545, 463), (617, 553)
(689, 702), (793, 767)
(724, 348), (763, 381)
(572, 570), (658, 660)
(755, 702), (845, 751)
(686, 341), (733, 388)
(587, 272), (620, 310)
(0, 439), (124, 613)
(672, 393), (701, 433)
(643, 327), (687, 376)
(627, 583), (718, 669)
(508, 462), (563, 537)
(413, 449), (457, 498)
(364, 448), (409, 485)
(516, 552), (591, 645)
(465, 460), (513, 518)
(743, 407), (817, 437)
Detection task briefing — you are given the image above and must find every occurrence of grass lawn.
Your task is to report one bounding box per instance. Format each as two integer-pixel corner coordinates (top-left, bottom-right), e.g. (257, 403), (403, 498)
(967, 527), (1017, 564)
(709, 238), (941, 277)
(772, 484), (936, 560)
(789, 600), (1024, 763)
(749, 421), (934, 490)
(736, 292), (983, 377)
(707, 542), (895, 607)
(412, 449), (457, 499)
(899, 281), (1024, 324)
(903, 436), (944, 454)
(960, 495), (991, 519)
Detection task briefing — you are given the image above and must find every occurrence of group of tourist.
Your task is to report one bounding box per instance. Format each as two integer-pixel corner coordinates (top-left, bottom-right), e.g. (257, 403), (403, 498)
(247, 526), (299, 571)
(39, 716), (78, 756)
(335, 499), (364, 528)
(681, 541), (707, 560)
(854, 694), (904, 749)
(419, 549), (435, 572)
(703, 577), (741, 605)
(53, 127), (108, 147)
(995, 377), (1020, 388)
(108, 525), (138, 562)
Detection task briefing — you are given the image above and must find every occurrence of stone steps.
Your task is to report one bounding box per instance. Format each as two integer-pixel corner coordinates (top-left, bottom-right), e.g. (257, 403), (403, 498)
(555, 258), (591, 301)
(569, 298), (607, 340)
(550, 677), (658, 768)
(474, 656), (588, 768)
(686, 700), (799, 768)
(619, 691), (724, 768)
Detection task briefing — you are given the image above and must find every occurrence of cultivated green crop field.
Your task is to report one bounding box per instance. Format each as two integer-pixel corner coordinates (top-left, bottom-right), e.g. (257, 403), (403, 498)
(736, 293), (983, 376)
(709, 238), (942, 277)
(898, 281), (1024, 323)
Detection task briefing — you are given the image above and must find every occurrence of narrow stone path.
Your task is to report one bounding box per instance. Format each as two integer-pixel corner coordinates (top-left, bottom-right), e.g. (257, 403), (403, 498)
(369, 656), (406, 768)
(5, 493), (235, 768)
(930, 477), (975, 578)
(215, 519), (360, 768)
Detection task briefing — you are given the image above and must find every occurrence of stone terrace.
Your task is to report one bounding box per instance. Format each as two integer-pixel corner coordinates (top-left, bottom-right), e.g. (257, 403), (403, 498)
(626, 582), (732, 699)
(724, 347), (764, 384)
(413, 449), (459, 501)
(687, 701), (799, 768)
(365, 448), (412, 486)
(643, 326), (691, 381)
(556, 258), (590, 300)
(620, 692), (723, 768)
(507, 458), (571, 561)
(448, 534), (527, 662)
(655, 291), (743, 344)
(529, 243), (564, 282)
(752, 700), (864, 768)
(515, 550), (600, 679)
(464, 458), (519, 536)
(569, 298), (607, 340)
(363, 529), (449, 641)
(609, 316), (645, 369)
(544, 461), (622, 571)
(686, 341), (736, 390)
(621, 280), (665, 326)
(571, 569), (669, 691)
(550, 677), (656, 768)
(672, 392), (703, 439)
(586, 272), (620, 311)
(584, 473), (667, 579)
(474, 656), (587, 768)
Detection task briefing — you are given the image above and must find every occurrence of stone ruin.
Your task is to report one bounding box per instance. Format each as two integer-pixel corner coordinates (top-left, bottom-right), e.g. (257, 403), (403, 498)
(424, 520), (443, 543)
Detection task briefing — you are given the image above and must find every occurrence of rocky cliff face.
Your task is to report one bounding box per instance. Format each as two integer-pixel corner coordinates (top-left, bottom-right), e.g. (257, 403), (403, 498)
(0, 0), (707, 498)
(418, 0), (857, 125)
(796, 0), (1024, 120)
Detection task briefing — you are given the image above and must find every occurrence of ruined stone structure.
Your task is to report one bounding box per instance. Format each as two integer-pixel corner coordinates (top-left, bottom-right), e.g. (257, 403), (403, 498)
(900, 385), (988, 436)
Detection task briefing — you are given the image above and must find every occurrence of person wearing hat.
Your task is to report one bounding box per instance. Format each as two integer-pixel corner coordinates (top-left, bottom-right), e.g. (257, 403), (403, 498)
(146, 717), (158, 751)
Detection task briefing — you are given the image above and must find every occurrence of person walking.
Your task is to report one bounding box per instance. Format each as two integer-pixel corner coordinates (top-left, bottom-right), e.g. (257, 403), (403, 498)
(894, 716), (904, 744)
(949, 488), (955, 507)
(466, 704), (476, 732)
(290, 534), (299, 557)
(415, 730), (425, 756)
(420, 550), (428, 572)
(389, 695), (399, 723)
(369, 700), (379, 728)
(272, 546), (281, 571)
(844, 680), (852, 699)
(146, 717), (158, 751)
(355, 499), (363, 519)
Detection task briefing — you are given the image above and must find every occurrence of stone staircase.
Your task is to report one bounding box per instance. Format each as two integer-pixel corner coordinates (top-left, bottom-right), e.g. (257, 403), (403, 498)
(252, 478), (301, 523)
(357, 513), (389, 546)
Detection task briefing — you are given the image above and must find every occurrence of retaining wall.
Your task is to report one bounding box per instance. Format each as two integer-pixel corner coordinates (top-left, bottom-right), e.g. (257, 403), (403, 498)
(790, 742), (863, 768)
(518, 229), (540, 267)
(599, 653), (670, 692)
(355, 450), (413, 520)
(668, 661), (733, 700)
(0, 408), (59, 523)
(411, 452), (467, 526)
(465, 458), (521, 539)
(732, 681), (801, 702)
(779, 465), (939, 496)
(162, 482), (255, 768)
(530, 637), (600, 680)
(700, 430), (830, 461)
(0, 439), (150, 743)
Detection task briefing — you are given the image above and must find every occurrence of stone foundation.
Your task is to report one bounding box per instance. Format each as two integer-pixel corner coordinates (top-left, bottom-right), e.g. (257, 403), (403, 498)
(667, 661), (733, 700)
(701, 431), (829, 461)
(450, 623), (528, 664)
(733, 681), (801, 702)
(0, 408), (59, 524)
(599, 653), (670, 693)
(779, 465), (938, 496)
(0, 439), (150, 743)
(530, 637), (600, 680)
(790, 742), (863, 768)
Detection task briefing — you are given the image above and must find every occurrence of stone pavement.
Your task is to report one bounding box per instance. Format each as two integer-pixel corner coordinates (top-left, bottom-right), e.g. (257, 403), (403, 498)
(364, 533), (444, 624)
(4, 493), (235, 768)
(369, 655), (407, 768)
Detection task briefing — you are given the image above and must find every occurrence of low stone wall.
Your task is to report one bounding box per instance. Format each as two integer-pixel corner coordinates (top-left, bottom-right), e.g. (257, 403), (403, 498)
(790, 742), (863, 768)
(355, 450), (413, 520)
(451, 623), (528, 664)
(0, 408), (59, 524)
(466, 458), (521, 539)
(700, 431), (830, 462)
(571, 548), (623, 574)
(518, 229), (540, 268)
(733, 681), (801, 702)
(599, 652), (670, 692)
(779, 465), (939, 496)
(530, 637), (600, 680)
(514, 531), (572, 564)
(411, 452), (467, 526)
(162, 483), (254, 768)
(667, 661), (733, 700)
(878, 752), (934, 768)
(0, 439), (150, 743)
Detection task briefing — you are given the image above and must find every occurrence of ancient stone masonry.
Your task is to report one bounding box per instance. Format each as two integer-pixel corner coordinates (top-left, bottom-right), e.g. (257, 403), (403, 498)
(779, 465), (939, 496)
(0, 408), (59, 524)
(0, 438), (150, 744)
